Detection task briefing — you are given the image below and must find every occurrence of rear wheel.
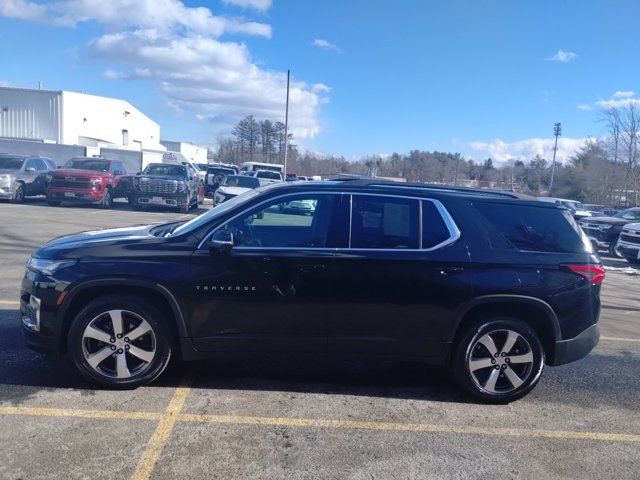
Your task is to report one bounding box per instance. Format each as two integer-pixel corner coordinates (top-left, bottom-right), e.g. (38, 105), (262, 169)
(68, 295), (172, 388)
(11, 183), (25, 203)
(453, 317), (544, 403)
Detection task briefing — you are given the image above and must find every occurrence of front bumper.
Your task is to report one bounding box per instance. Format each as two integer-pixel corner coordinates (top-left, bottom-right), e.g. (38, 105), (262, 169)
(0, 187), (13, 199)
(617, 240), (640, 259)
(46, 187), (104, 202)
(549, 323), (600, 366)
(132, 192), (188, 207)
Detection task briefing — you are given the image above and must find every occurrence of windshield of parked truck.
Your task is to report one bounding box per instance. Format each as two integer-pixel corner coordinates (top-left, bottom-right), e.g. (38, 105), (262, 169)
(64, 158), (110, 172)
(614, 209), (640, 220)
(143, 164), (186, 177)
(0, 156), (25, 170)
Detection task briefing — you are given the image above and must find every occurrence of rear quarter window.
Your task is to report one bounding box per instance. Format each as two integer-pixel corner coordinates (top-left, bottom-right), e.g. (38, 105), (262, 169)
(472, 202), (586, 253)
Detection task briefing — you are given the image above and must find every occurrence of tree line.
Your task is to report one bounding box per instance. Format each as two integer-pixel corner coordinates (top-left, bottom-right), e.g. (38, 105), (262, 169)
(213, 105), (640, 206)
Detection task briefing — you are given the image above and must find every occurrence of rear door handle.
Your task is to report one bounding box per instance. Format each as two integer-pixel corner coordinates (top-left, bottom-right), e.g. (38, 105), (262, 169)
(440, 267), (465, 275)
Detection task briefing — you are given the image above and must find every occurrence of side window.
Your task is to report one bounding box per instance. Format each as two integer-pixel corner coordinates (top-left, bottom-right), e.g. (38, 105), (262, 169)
(350, 195), (419, 249)
(112, 161), (125, 174)
(225, 195), (335, 248)
(34, 158), (47, 171)
(422, 200), (453, 248)
(25, 159), (37, 171)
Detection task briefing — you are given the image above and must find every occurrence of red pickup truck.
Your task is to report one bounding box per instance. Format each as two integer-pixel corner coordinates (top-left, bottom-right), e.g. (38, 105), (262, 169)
(45, 157), (131, 208)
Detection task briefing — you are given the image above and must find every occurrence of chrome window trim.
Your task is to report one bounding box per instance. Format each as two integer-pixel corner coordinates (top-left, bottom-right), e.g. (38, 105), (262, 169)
(198, 190), (461, 252)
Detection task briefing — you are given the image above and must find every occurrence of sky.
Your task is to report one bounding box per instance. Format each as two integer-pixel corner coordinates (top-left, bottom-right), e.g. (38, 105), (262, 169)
(0, 0), (639, 163)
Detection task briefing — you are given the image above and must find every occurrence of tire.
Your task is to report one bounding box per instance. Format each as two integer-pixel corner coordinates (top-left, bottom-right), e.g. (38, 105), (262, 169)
(623, 256), (640, 266)
(179, 195), (190, 214)
(67, 294), (173, 388)
(47, 200), (61, 207)
(99, 188), (113, 209)
(11, 183), (25, 203)
(609, 240), (623, 258)
(452, 317), (545, 403)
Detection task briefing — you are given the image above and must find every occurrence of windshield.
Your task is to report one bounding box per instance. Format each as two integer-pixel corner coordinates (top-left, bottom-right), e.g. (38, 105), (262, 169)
(222, 175), (260, 188)
(0, 156), (25, 169)
(614, 209), (640, 220)
(143, 164), (186, 176)
(171, 188), (261, 236)
(257, 171), (281, 179)
(65, 158), (110, 172)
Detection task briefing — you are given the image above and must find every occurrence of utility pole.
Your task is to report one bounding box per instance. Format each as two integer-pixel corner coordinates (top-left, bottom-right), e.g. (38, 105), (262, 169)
(283, 69), (290, 178)
(549, 122), (561, 194)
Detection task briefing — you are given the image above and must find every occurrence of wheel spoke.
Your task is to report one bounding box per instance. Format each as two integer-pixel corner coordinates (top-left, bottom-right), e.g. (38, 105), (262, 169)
(483, 368), (500, 392)
(509, 352), (533, 364)
(83, 324), (112, 344)
(503, 365), (524, 389)
(477, 334), (498, 356)
(87, 346), (114, 369)
(128, 345), (155, 363)
(126, 319), (152, 342)
(469, 357), (494, 372)
(108, 310), (124, 336)
(501, 330), (519, 355)
(116, 352), (131, 378)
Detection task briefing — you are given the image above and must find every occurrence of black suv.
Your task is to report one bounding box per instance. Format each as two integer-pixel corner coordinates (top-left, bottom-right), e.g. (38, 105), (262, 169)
(20, 180), (603, 402)
(129, 163), (201, 213)
(579, 208), (640, 257)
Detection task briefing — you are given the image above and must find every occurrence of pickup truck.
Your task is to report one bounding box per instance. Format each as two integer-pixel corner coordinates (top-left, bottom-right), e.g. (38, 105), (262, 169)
(129, 162), (203, 213)
(45, 157), (131, 208)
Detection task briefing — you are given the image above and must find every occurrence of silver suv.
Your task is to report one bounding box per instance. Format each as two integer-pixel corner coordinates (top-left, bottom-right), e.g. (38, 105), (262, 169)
(0, 154), (56, 203)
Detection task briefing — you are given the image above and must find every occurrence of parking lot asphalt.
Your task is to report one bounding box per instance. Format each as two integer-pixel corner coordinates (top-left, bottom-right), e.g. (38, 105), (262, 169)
(1, 199), (639, 479)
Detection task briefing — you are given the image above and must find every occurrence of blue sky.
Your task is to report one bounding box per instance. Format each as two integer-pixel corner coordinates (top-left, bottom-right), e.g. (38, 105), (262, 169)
(0, 0), (639, 162)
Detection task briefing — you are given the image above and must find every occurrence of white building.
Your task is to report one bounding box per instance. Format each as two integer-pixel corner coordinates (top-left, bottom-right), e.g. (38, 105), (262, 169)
(160, 140), (208, 163)
(0, 86), (165, 151)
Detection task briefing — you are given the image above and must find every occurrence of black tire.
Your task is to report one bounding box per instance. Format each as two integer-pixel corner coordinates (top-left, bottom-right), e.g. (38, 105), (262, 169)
(67, 294), (173, 388)
(452, 317), (545, 403)
(179, 195), (190, 214)
(609, 240), (623, 258)
(623, 256), (640, 266)
(99, 188), (113, 209)
(47, 200), (61, 207)
(11, 183), (25, 203)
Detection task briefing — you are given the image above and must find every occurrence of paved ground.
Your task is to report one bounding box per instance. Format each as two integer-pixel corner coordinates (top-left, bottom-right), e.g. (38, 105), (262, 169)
(0, 199), (639, 479)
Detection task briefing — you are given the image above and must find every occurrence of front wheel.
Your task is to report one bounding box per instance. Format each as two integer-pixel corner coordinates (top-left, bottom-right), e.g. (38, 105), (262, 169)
(609, 240), (623, 258)
(99, 188), (112, 209)
(453, 317), (544, 403)
(47, 200), (61, 207)
(11, 183), (25, 203)
(67, 295), (172, 388)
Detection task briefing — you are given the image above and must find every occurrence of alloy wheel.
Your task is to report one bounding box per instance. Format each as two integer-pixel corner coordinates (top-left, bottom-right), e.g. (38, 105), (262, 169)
(468, 329), (534, 394)
(81, 309), (156, 379)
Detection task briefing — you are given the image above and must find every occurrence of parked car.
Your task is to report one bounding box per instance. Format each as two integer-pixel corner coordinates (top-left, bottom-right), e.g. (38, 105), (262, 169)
(129, 163), (203, 213)
(213, 175), (262, 205)
(615, 223), (640, 265)
(246, 169), (283, 182)
(21, 180), (603, 402)
(45, 157), (130, 208)
(538, 197), (592, 219)
(202, 165), (237, 197)
(579, 207), (640, 257)
(0, 154), (56, 203)
(279, 198), (316, 215)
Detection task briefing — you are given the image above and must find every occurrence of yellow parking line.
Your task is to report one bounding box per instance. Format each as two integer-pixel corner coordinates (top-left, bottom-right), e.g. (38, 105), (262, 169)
(178, 413), (640, 443)
(0, 405), (160, 421)
(130, 374), (193, 480)
(601, 336), (640, 343)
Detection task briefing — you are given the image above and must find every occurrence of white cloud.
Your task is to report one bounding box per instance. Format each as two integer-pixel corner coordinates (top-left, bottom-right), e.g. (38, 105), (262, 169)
(222, 0), (272, 11)
(577, 104), (593, 111)
(613, 90), (636, 99)
(469, 137), (587, 164)
(546, 49), (577, 62)
(0, 0), (45, 20)
(312, 38), (341, 52)
(0, 0), (328, 140)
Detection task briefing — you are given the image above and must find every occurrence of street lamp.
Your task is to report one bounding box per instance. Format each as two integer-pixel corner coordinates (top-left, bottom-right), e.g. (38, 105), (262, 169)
(549, 122), (561, 194)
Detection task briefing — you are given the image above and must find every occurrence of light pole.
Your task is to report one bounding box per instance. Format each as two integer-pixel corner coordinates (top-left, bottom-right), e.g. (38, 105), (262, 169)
(283, 69), (290, 178)
(549, 122), (561, 194)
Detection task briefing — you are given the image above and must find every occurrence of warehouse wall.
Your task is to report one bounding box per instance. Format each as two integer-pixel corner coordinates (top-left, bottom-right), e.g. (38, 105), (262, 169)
(0, 138), (84, 166)
(0, 88), (60, 142)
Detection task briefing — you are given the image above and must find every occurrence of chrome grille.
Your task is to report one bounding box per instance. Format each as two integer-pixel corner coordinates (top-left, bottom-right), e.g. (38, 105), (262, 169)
(50, 177), (91, 188)
(620, 234), (640, 245)
(139, 178), (178, 194)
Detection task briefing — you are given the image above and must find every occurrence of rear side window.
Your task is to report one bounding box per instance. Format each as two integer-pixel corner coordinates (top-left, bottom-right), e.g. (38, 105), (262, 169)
(422, 201), (452, 248)
(473, 202), (586, 253)
(351, 195), (419, 249)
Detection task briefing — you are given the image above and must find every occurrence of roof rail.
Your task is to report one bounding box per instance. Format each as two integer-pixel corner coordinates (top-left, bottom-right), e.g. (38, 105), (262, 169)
(327, 178), (526, 199)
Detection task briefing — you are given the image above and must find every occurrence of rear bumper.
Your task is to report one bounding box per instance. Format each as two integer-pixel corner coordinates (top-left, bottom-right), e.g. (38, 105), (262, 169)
(549, 323), (600, 366)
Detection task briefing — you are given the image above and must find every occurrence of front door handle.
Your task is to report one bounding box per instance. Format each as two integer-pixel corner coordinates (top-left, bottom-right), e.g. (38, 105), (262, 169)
(440, 266), (465, 275)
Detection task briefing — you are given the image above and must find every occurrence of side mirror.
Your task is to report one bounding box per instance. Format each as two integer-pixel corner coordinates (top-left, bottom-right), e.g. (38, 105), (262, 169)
(25, 167), (36, 173)
(208, 230), (234, 253)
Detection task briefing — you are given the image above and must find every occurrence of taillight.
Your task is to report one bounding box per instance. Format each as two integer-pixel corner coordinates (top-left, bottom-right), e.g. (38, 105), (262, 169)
(566, 265), (606, 285)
